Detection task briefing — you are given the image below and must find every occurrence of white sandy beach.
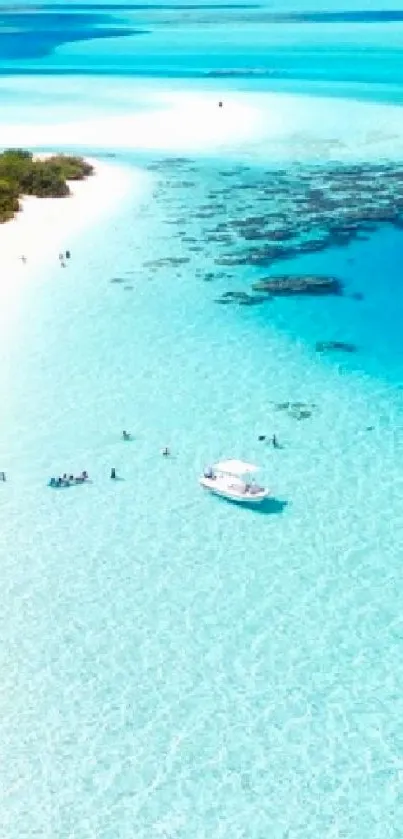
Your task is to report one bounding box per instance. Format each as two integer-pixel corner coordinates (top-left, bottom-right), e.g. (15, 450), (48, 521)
(0, 158), (137, 284)
(0, 157), (148, 342)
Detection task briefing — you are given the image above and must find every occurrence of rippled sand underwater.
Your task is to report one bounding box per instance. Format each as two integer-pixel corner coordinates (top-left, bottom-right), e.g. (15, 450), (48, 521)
(1, 153), (403, 838)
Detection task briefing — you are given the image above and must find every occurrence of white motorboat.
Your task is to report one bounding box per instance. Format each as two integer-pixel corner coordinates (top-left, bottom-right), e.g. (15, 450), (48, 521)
(199, 459), (270, 505)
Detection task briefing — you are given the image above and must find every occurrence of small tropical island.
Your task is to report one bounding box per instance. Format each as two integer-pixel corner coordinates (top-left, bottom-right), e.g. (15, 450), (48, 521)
(0, 149), (94, 223)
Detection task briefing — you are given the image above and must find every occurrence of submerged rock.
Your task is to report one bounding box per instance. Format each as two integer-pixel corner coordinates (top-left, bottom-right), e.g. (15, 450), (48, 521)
(143, 257), (190, 268)
(221, 291), (250, 300)
(291, 408), (312, 420)
(252, 275), (343, 296)
(315, 340), (357, 353)
(238, 294), (268, 306)
(215, 291), (268, 306)
(271, 400), (316, 417)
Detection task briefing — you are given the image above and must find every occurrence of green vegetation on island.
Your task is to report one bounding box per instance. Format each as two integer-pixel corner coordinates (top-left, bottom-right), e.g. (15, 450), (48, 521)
(0, 149), (94, 222)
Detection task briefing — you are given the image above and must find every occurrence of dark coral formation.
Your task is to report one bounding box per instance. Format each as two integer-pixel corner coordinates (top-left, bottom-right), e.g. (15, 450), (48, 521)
(134, 158), (403, 320)
(252, 275), (342, 296)
(147, 157), (403, 278)
(201, 162), (403, 273)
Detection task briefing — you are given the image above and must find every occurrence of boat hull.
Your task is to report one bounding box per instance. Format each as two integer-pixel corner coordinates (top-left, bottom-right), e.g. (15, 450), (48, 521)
(200, 477), (269, 504)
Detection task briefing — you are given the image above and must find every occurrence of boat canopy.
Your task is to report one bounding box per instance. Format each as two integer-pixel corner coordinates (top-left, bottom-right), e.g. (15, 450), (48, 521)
(213, 459), (259, 475)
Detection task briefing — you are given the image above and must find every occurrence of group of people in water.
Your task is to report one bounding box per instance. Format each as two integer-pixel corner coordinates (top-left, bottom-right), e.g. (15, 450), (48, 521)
(49, 468), (121, 487)
(46, 433), (171, 489)
(49, 471), (89, 488)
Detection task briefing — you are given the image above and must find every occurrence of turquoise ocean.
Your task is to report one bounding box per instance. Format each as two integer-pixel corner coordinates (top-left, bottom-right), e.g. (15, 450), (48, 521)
(2, 3), (403, 837)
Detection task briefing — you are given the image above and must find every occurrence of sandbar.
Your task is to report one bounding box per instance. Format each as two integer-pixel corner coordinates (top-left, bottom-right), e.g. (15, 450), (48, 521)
(2, 86), (403, 161)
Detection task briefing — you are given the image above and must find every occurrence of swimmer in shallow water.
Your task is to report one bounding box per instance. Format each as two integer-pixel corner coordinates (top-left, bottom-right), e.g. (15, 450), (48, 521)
(110, 467), (116, 479)
(122, 430), (131, 441)
(162, 447), (170, 457)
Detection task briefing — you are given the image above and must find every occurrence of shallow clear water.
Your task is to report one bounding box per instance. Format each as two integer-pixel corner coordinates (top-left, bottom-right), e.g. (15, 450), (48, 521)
(2, 5), (403, 839)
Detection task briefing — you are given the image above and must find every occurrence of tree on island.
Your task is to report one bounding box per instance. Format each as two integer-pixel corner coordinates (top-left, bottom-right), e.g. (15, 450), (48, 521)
(0, 177), (20, 222)
(0, 149), (94, 222)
